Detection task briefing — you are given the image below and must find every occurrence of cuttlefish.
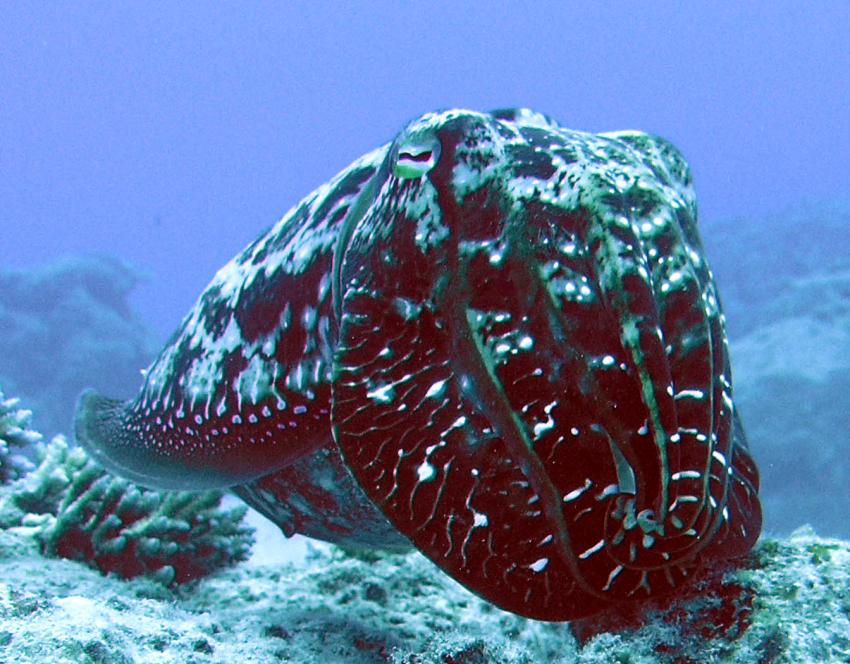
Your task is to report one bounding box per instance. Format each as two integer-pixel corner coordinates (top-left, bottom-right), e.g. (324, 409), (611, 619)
(76, 108), (761, 621)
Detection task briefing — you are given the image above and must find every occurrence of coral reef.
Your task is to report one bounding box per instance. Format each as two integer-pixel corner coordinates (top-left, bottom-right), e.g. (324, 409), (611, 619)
(0, 255), (157, 437)
(732, 313), (850, 538)
(0, 387), (39, 483)
(704, 200), (850, 338)
(703, 201), (850, 538)
(0, 435), (253, 586)
(0, 524), (848, 662)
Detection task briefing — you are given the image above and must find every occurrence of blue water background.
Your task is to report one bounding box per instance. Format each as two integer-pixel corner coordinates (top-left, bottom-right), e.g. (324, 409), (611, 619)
(2, 3), (848, 339)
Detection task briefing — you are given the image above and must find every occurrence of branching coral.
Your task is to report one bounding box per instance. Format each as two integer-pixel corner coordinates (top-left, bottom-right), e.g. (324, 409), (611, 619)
(0, 387), (39, 483)
(1, 434), (254, 585)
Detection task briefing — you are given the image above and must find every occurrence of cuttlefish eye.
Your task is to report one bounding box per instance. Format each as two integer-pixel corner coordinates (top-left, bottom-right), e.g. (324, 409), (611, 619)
(393, 134), (441, 179)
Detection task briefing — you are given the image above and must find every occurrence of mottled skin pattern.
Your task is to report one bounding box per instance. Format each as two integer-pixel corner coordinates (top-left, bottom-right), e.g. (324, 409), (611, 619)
(76, 108), (761, 621)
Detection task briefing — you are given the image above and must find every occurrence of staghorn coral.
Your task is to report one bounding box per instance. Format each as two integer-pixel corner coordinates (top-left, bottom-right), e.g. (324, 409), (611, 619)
(0, 387), (39, 484)
(1, 435), (253, 585)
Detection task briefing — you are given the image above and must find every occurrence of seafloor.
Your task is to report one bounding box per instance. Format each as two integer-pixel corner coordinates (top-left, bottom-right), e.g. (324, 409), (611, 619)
(1, 520), (849, 663)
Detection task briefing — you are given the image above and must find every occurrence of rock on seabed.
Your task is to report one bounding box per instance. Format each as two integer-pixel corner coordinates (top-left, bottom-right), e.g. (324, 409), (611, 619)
(0, 525), (848, 663)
